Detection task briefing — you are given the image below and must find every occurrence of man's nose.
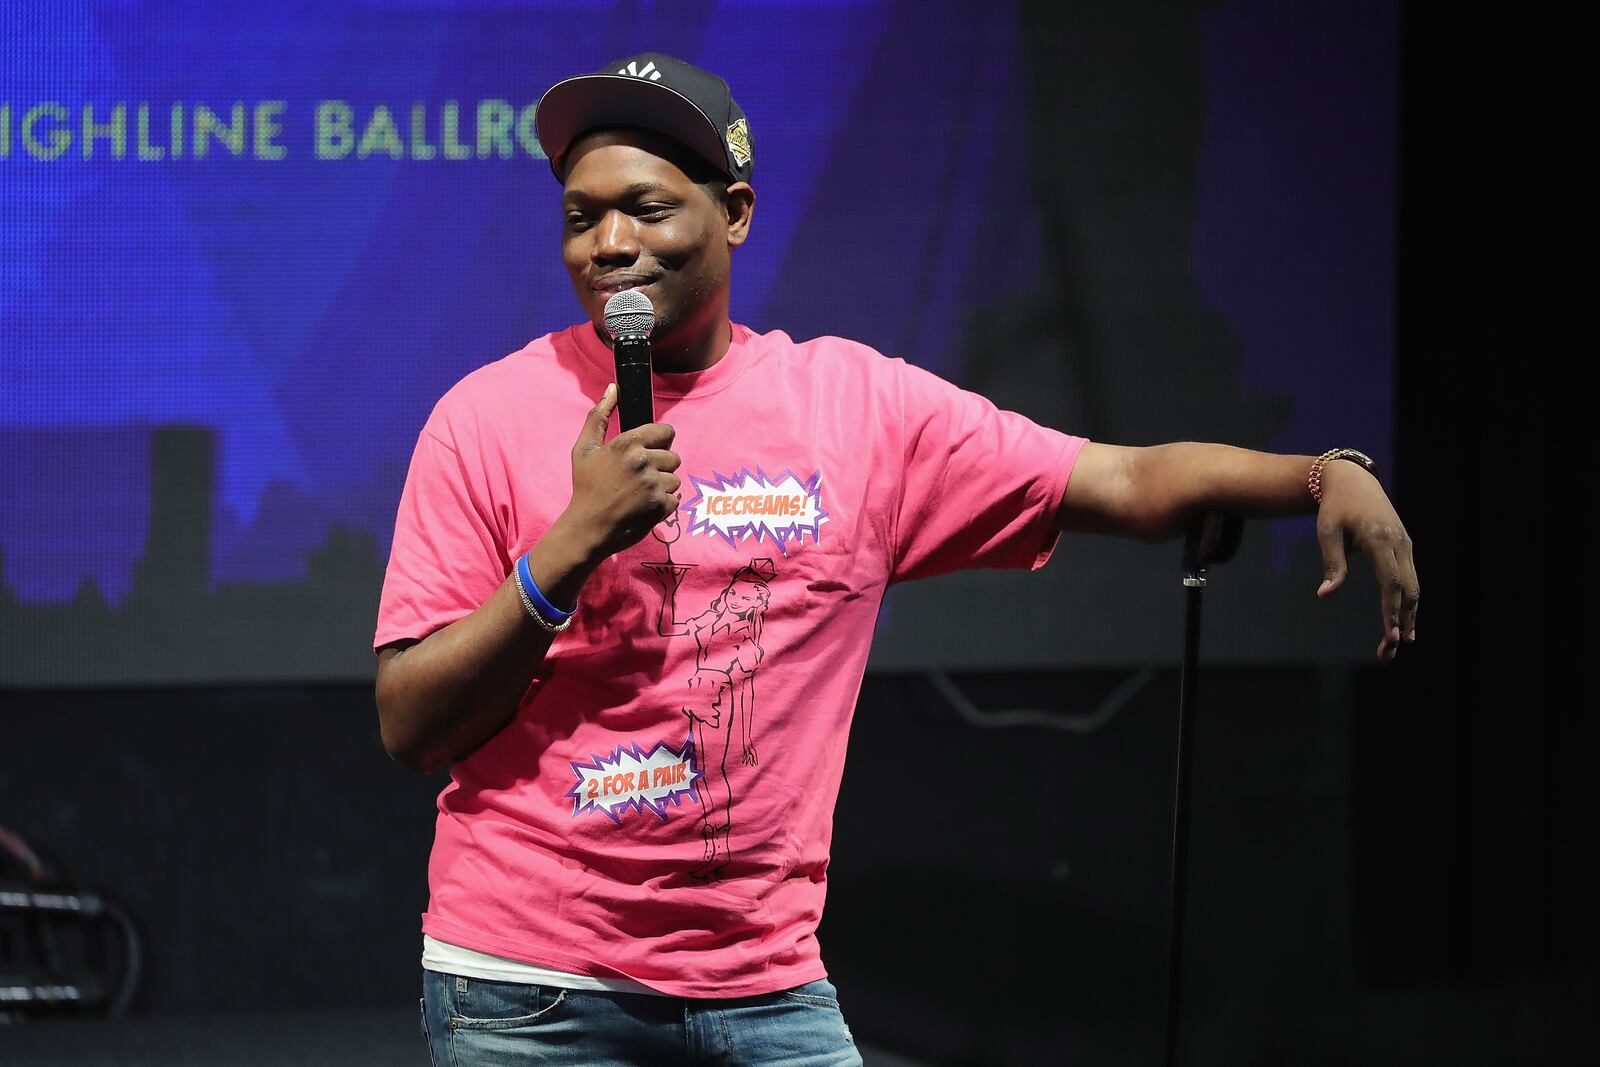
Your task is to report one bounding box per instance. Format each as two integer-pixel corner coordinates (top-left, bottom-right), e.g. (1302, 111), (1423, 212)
(591, 210), (640, 264)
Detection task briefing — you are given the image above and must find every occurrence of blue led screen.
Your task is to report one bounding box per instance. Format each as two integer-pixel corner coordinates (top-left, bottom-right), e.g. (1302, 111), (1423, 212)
(1, 1), (1396, 684)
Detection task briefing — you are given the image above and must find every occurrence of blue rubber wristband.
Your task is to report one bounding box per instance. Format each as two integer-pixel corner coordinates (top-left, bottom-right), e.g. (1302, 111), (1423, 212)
(516, 552), (575, 622)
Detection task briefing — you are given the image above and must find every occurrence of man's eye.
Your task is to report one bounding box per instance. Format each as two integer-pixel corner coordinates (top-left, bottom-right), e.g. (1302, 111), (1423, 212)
(564, 213), (590, 229)
(637, 205), (673, 220)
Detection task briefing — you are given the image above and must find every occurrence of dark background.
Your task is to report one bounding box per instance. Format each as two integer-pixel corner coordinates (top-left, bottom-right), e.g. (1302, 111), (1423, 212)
(1, 2), (1589, 1065)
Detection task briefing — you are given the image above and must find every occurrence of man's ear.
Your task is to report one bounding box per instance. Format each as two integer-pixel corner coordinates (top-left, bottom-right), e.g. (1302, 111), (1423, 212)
(725, 183), (755, 248)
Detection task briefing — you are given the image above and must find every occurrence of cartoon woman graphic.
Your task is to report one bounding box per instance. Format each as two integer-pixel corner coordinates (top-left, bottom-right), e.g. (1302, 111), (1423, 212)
(682, 558), (774, 881)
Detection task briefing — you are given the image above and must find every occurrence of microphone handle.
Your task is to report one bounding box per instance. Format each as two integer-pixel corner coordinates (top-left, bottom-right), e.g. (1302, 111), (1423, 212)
(613, 335), (654, 432)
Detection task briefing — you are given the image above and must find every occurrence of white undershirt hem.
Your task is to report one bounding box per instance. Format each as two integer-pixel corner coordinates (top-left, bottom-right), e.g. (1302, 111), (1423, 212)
(421, 934), (667, 996)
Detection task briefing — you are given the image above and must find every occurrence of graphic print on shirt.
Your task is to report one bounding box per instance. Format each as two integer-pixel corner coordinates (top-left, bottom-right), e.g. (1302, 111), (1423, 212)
(642, 466), (823, 637)
(565, 735), (701, 822)
(681, 557), (775, 882)
(629, 469), (824, 880)
(680, 468), (827, 554)
(641, 511), (693, 637)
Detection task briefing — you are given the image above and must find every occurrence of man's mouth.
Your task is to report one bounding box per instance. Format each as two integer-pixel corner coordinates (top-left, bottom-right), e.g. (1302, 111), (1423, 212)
(592, 275), (656, 295)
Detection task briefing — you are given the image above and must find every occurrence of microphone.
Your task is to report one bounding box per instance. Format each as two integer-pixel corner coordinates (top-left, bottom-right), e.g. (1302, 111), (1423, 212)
(603, 290), (655, 432)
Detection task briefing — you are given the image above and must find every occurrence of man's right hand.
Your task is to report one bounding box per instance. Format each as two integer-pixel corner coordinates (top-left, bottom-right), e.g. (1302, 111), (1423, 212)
(376, 384), (682, 774)
(559, 383), (682, 563)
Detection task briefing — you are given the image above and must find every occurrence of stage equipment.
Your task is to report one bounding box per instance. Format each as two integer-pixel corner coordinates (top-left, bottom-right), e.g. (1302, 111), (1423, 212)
(1163, 513), (1244, 1066)
(0, 824), (143, 1022)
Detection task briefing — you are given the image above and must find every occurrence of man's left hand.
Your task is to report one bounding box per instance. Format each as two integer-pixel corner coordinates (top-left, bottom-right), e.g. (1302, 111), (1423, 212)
(1313, 460), (1419, 661)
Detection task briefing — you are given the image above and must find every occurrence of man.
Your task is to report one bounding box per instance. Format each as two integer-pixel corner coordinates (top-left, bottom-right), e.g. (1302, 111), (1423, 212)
(375, 52), (1417, 1066)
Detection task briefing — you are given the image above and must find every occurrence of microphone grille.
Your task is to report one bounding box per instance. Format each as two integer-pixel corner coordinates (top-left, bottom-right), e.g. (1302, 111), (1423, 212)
(603, 289), (655, 338)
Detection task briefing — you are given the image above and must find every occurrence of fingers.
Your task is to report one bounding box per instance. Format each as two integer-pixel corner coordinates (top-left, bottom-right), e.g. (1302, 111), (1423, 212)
(566, 405), (678, 558)
(1369, 532), (1418, 660)
(644, 467), (681, 518)
(640, 469), (681, 511)
(623, 422), (677, 450)
(574, 384), (618, 455)
(1374, 546), (1405, 661)
(639, 447), (682, 473)
(1396, 532), (1420, 644)
(1316, 517), (1348, 597)
(1318, 509), (1419, 660)
(1314, 471), (1419, 660)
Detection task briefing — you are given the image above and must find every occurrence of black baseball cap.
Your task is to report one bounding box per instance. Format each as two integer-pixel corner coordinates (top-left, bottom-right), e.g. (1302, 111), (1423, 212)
(535, 52), (754, 186)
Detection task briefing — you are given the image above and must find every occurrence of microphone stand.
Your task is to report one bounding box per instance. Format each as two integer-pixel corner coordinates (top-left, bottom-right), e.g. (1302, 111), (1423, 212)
(1163, 512), (1243, 1067)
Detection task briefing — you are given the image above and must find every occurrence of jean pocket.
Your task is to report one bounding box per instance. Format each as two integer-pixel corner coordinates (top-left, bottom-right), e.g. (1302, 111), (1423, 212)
(778, 978), (841, 1011)
(449, 976), (568, 1032)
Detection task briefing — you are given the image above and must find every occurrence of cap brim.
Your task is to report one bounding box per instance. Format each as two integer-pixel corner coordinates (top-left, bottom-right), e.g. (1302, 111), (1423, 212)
(535, 74), (728, 182)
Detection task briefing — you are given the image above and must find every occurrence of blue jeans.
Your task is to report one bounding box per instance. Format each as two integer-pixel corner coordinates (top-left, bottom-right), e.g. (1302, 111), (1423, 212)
(420, 969), (863, 1066)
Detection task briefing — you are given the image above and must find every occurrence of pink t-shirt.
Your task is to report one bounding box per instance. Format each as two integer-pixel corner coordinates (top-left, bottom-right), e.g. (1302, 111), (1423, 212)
(375, 322), (1086, 997)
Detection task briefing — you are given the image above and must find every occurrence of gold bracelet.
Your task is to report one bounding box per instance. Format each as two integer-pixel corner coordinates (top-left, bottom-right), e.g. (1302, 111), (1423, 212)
(1308, 448), (1378, 504)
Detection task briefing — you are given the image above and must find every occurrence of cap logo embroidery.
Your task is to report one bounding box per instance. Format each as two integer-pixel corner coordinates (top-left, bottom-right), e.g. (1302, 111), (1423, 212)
(726, 118), (752, 167)
(618, 60), (663, 82)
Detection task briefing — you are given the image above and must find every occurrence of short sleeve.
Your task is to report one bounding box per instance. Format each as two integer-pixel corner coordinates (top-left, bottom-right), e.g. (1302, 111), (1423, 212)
(889, 360), (1087, 584)
(374, 425), (509, 650)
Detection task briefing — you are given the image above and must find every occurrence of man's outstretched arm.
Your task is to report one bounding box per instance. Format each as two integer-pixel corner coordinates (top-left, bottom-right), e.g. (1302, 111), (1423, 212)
(1056, 442), (1418, 661)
